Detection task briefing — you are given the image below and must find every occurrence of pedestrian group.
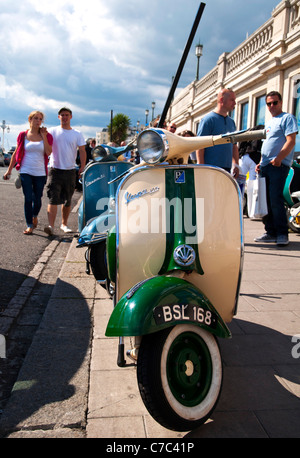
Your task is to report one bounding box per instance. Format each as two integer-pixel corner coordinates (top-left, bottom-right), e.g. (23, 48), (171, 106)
(4, 107), (86, 236)
(3, 90), (299, 246)
(196, 89), (297, 247)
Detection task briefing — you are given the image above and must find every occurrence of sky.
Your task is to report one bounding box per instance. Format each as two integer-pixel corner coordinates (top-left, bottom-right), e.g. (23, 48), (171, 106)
(0, 0), (280, 148)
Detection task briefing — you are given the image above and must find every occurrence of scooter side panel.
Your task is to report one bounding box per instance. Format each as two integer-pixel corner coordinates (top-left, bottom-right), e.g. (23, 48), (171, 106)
(117, 167), (167, 298)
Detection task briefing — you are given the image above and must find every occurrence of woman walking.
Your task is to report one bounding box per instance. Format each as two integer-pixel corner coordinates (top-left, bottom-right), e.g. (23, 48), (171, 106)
(4, 111), (53, 234)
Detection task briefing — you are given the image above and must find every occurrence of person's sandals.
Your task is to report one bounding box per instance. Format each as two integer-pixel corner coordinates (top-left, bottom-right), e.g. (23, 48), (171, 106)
(32, 217), (38, 228)
(60, 224), (73, 233)
(44, 225), (54, 236)
(23, 227), (33, 235)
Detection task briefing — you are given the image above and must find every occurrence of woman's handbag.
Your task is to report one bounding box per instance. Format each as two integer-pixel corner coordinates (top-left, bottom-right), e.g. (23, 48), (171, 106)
(15, 174), (21, 189)
(247, 176), (268, 219)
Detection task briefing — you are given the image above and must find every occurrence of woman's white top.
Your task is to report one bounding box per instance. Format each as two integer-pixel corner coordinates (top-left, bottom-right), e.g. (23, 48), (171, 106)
(20, 139), (46, 176)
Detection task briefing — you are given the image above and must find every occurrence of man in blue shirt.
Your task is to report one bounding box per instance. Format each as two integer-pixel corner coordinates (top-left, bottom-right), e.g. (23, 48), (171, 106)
(254, 91), (298, 246)
(196, 88), (239, 178)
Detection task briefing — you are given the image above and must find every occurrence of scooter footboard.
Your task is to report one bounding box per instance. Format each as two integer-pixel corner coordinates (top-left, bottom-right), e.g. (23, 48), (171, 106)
(105, 276), (231, 339)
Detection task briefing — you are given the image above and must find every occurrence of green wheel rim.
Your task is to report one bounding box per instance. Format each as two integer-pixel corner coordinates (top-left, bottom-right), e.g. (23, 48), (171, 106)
(166, 331), (213, 407)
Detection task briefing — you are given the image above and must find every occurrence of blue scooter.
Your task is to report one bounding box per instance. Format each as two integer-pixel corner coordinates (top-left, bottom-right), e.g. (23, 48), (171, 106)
(77, 141), (135, 284)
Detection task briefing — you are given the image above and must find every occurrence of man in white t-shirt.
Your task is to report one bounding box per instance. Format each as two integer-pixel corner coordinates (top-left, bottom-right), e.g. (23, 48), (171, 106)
(44, 107), (86, 235)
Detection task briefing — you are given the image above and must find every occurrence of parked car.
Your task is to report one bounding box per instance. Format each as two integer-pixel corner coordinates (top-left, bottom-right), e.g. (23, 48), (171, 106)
(4, 152), (11, 166)
(0, 148), (5, 167)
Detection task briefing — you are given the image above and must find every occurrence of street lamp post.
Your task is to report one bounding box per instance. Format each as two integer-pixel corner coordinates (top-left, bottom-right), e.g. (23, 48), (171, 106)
(145, 109), (149, 126)
(0, 120), (10, 149)
(195, 42), (203, 81)
(151, 102), (156, 121)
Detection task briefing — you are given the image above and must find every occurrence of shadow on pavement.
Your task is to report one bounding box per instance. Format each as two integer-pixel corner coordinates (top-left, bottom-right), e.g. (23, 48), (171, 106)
(0, 279), (92, 437)
(186, 318), (300, 438)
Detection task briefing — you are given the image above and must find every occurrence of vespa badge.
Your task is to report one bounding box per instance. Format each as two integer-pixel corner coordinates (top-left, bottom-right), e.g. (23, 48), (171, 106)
(173, 244), (196, 266)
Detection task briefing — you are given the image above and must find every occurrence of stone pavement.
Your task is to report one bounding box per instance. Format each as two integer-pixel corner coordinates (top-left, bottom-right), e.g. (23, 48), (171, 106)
(0, 216), (300, 438)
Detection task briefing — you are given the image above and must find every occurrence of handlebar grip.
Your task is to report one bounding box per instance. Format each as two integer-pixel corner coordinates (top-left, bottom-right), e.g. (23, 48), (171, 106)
(230, 129), (266, 143)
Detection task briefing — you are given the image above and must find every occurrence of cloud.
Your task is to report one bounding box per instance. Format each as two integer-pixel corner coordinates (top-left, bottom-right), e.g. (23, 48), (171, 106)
(0, 0), (279, 147)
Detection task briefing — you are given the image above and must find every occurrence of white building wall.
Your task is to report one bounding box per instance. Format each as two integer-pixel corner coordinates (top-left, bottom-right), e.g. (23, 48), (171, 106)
(169, 0), (300, 153)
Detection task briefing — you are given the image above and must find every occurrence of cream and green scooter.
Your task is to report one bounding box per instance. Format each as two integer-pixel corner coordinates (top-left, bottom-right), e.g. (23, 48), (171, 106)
(105, 127), (265, 431)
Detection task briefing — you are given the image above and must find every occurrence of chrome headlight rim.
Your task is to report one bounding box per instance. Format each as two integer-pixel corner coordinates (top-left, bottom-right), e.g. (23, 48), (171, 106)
(92, 145), (107, 160)
(137, 128), (169, 164)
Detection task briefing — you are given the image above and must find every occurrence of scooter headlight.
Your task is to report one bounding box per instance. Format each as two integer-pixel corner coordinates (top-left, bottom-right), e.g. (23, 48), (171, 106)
(137, 129), (169, 164)
(92, 145), (116, 162)
(92, 145), (108, 160)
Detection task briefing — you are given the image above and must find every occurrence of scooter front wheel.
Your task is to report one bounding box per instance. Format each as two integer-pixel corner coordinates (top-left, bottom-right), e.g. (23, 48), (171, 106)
(89, 242), (108, 281)
(137, 324), (222, 431)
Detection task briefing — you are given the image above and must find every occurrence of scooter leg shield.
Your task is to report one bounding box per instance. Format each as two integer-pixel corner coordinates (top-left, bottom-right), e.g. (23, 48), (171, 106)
(105, 276), (231, 339)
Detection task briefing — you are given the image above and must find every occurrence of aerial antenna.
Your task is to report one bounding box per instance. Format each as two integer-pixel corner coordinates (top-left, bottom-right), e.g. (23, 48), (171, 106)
(158, 2), (206, 128)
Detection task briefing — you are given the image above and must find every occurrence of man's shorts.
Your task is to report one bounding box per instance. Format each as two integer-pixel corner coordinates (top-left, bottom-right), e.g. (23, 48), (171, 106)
(46, 168), (76, 207)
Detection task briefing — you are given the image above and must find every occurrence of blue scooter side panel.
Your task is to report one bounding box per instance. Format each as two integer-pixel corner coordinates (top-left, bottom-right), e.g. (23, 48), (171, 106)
(105, 276), (231, 339)
(79, 161), (133, 231)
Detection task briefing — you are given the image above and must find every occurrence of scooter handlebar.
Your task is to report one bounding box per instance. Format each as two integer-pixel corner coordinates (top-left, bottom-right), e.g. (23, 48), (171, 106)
(213, 129), (266, 145)
(154, 128), (266, 163)
(110, 128), (267, 169)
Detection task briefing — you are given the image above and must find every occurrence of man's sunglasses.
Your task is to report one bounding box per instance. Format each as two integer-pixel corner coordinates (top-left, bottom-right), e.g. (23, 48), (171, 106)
(267, 101), (279, 106)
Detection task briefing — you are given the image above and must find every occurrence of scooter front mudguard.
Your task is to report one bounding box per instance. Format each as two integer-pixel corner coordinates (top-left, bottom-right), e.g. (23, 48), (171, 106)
(77, 214), (116, 247)
(105, 276), (231, 339)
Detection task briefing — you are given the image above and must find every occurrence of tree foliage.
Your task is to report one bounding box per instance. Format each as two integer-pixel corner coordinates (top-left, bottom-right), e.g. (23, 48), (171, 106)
(108, 113), (131, 145)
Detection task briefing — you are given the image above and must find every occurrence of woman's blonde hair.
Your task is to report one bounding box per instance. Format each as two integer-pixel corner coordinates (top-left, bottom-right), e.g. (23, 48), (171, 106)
(28, 110), (45, 123)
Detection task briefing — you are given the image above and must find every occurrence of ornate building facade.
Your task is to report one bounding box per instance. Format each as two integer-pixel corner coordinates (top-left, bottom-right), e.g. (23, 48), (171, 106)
(169, 0), (300, 154)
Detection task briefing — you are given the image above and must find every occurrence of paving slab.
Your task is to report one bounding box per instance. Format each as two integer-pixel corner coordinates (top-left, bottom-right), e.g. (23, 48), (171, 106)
(1, 216), (299, 438)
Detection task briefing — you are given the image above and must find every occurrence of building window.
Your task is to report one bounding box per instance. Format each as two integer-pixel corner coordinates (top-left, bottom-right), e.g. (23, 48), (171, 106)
(229, 108), (235, 122)
(240, 102), (249, 130)
(294, 79), (300, 155)
(255, 95), (266, 126)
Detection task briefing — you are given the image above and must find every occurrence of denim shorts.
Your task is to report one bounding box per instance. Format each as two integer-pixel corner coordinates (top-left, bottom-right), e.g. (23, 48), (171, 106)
(46, 168), (76, 207)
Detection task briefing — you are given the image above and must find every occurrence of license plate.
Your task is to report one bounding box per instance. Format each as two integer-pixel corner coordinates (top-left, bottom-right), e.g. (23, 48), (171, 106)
(153, 303), (217, 328)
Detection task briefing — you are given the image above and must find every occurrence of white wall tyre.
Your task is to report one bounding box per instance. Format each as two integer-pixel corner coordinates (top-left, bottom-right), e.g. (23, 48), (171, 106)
(137, 324), (223, 431)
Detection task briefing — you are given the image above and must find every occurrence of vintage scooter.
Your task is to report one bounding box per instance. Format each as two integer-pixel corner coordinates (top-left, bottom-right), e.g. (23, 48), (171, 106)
(283, 158), (300, 233)
(77, 142), (135, 282)
(104, 126), (266, 431)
